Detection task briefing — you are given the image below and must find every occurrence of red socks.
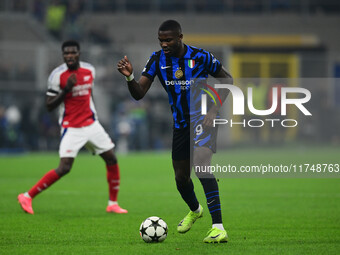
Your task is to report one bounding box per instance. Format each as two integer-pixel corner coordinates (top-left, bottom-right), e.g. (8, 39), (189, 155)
(27, 165), (120, 201)
(106, 164), (120, 201)
(28, 169), (60, 198)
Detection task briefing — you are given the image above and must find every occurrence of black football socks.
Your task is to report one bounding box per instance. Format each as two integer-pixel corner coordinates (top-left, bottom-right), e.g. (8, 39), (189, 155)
(199, 177), (222, 224)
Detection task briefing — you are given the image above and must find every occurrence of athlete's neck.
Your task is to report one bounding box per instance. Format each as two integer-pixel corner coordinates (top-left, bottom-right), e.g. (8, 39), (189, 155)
(174, 44), (185, 58)
(67, 63), (80, 71)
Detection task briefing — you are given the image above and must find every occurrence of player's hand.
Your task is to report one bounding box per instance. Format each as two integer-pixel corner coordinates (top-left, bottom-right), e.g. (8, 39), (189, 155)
(203, 108), (218, 127)
(65, 73), (77, 93)
(117, 56), (133, 77)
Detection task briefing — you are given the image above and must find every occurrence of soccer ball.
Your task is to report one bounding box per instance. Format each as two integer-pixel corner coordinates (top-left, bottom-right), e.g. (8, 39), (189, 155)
(139, 216), (168, 243)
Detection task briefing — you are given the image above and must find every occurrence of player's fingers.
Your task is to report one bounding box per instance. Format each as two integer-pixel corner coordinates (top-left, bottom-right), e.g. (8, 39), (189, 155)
(119, 59), (128, 66)
(124, 55), (129, 62)
(68, 73), (76, 83)
(117, 66), (125, 70)
(117, 60), (126, 68)
(117, 63), (126, 69)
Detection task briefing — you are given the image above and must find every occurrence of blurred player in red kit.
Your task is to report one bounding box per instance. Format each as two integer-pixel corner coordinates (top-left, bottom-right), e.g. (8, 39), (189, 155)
(18, 40), (127, 214)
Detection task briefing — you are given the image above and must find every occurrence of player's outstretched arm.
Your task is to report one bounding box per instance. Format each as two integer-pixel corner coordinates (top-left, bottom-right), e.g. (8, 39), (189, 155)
(46, 73), (76, 112)
(117, 56), (152, 100)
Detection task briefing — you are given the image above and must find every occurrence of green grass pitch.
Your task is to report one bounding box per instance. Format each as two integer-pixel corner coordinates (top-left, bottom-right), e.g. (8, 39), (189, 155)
(0, 146), (339, 255)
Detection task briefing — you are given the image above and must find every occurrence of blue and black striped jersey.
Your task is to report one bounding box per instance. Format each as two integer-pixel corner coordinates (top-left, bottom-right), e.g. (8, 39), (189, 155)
(142, 44), (222, 129)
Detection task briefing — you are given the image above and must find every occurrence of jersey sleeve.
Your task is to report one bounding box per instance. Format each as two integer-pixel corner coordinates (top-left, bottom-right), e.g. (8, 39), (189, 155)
(46, 69), (61, 96)
(82, 62), (96, 79)
(204, 50), (222, 77)
(87, 63), (96, 87)
(141, 52), (158, 82)
(88, 65), (96, 80)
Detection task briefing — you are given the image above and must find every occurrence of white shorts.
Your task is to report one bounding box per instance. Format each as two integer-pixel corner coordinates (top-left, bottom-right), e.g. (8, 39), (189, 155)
(59, 121), (115, 158)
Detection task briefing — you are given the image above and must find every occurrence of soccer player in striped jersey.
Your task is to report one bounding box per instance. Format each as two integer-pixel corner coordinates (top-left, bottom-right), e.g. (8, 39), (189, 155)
(117, 20), (232, 243)
(18, 40), (127, 214)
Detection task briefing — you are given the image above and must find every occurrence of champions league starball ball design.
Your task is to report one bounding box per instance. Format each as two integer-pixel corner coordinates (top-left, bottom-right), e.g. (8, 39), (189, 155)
(139, 216), (168, 243)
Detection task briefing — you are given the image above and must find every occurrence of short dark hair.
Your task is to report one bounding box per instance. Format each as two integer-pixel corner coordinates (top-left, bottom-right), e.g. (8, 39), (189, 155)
(158, 20), (182, 34)
(61, 40), (80, 51)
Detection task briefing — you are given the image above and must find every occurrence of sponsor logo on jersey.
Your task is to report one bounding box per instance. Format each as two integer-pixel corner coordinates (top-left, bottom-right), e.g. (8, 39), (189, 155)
(165, 80), (194, 86)
(84, 75), (91, 82)
(71, 83), (92, 97)
(165, 80), (193, 90)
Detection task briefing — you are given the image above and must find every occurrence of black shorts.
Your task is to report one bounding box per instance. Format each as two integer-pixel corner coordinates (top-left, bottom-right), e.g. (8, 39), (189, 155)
(172, 120), (218, 161)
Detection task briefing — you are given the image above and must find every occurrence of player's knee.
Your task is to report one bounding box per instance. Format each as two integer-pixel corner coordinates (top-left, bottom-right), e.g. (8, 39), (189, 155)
(55, 164), (72, 177)
(101, 151), (117, 165)
(193, 147), (212, 166)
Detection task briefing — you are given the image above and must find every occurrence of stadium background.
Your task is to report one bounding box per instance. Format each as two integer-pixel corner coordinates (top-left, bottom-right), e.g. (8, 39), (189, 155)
(0, 0), (339, 153)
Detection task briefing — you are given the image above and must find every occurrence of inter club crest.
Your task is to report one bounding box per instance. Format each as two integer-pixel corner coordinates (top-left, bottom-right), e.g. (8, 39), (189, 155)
(175, 68), (183, 79)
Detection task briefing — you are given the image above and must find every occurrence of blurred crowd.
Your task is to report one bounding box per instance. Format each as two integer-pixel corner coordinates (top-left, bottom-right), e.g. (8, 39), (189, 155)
(5, 0), (340, 43)
(0, 95), (173, 153)
(0, 63), (35, 82)
(0, 102), (60, 152)
(9, 0), (340, 14)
